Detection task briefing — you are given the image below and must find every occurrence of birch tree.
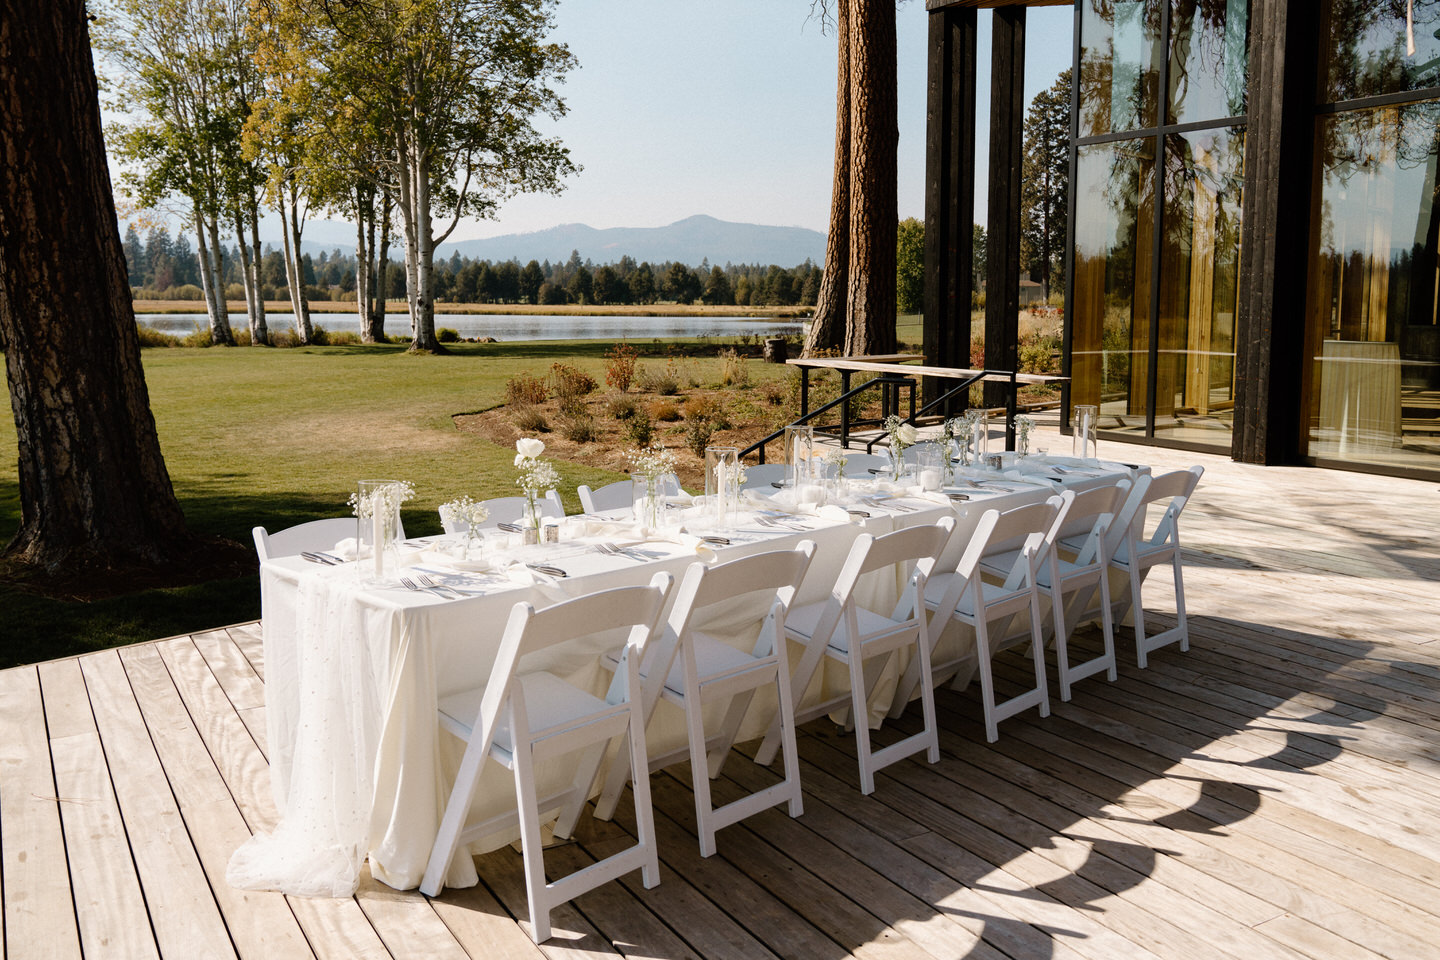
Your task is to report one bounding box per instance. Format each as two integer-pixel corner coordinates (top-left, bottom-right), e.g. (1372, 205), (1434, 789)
(98, 0), (240, 346)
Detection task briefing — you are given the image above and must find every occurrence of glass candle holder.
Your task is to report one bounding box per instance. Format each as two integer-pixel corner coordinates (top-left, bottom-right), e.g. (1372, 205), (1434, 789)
(784, 424), (817, 489)
(704, 446), (740, 530)
(915, 441), (945, 491)
(356, 479), (403, 579)
(1072, 404), (1098, 461)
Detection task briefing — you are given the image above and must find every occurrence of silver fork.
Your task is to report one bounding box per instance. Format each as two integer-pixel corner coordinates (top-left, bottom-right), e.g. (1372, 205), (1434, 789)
(399, 576), (446, 599)
(417, 573), (464, 598)
(596, 542), (644, 562)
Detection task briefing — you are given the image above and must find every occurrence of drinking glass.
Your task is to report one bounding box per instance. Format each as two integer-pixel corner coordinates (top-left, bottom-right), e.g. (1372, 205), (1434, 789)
(1072, 404), (1098, 461)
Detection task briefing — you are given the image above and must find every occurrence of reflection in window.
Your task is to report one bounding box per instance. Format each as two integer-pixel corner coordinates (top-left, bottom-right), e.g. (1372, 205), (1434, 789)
(1155, 129), (1244, 445)
(1079, 0), (1162, 137)
(1307, 100), (1440, 469)
(1071, 140), (1156, 431)
(1322, 0), (1440, 103)
(1168, 0), (1249, 125)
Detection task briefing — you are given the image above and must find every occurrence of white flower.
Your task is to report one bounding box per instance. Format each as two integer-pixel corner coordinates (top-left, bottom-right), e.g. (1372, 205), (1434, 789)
(897, 423), (919, 446)
(515, 437), (545, 460)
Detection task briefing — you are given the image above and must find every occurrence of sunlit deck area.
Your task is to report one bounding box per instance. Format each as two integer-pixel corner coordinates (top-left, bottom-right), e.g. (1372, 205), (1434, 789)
(4, 435), (1439, 960)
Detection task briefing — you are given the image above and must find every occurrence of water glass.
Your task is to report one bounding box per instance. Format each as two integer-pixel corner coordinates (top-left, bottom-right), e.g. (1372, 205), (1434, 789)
(1072, 404), (1098, 461)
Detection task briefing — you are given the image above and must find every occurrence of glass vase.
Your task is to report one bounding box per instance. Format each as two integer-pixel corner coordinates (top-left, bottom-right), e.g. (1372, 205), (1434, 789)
(632, 473), (663, 529)
(972, 415), (989, 466)
(783, 424), (816, 489)
(357, 479), (402, 579)
(704, 446), (740, 531)
(1073, 404), (1098, 461)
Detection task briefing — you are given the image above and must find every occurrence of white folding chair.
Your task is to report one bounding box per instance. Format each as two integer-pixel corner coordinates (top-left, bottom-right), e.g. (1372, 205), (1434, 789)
(1094, 466), (1204, 668)
(895, 493), (1072, 742)
(419, 573), (673, 943)
(837, 452), (891, 477)
(980, 480), (1131, 700)
(577, 475), (680, 514)
(738, 461), (789, 490)
(253, 516), (405, 561)
(593, 543), (815, 857)
(755, 518), (955, 794)
(456, 491), (565, 532)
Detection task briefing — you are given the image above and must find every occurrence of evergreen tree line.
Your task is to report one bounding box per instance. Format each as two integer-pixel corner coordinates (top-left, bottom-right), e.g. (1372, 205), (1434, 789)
(124, 226), (823, 308)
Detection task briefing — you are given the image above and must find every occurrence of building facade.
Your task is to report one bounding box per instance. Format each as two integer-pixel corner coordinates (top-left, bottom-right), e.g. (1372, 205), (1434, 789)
(924, 0), (1440, 480)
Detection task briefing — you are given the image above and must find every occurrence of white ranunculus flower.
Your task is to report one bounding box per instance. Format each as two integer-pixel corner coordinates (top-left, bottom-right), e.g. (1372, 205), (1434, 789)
(897, 423), (920, 445)
(515, 437), (545, 459)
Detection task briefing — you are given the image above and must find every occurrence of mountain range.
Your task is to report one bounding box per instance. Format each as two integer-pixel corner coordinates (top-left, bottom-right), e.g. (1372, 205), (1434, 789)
(434, 215), (826, 268)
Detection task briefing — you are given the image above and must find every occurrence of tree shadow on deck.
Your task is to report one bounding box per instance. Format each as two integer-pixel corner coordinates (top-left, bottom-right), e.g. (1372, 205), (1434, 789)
(435, 611), (1435, 959)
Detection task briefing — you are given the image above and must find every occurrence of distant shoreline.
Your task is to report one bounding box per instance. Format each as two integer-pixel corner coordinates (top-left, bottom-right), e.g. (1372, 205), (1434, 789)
(132, 299), (813, 320)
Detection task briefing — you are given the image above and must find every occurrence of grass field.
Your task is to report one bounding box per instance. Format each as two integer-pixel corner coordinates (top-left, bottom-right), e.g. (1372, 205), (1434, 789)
(0, 338), (789, 667)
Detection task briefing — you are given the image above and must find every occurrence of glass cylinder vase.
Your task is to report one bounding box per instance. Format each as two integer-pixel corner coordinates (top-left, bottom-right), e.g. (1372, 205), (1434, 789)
(1072, 404), (1098, 461)
(357, 479), (402, 579)
(632, 473), (663, 530)
(783, 424), (816, 489)
(972, 415), (989, 466)
(704, 446), (740, 530)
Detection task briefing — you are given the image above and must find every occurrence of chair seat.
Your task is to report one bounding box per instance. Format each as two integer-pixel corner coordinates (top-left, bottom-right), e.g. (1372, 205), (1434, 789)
(982, 549), (1099, 587)
(439, 672), (608, 751)
(784, 600), (902, 656)
(924, 571), (1029, 618)
(662, 631), (759, 696)
(1111, 537), (1176, 568)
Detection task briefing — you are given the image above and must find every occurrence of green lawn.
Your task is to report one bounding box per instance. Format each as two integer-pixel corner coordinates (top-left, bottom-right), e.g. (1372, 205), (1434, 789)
(0, 339), (770, 667)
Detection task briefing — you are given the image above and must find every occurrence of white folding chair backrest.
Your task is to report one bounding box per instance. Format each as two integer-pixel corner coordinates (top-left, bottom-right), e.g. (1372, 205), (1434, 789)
(465, 490), (565, 531)
(578, 475), (680, 514)
(738, 462), (789, 490)
(1058, 480), (1131, 570)
(838, 452), (890, 477)
(420, 573), (674, 939)
(253, 517), (374, 561)
(1115, 466), (1203, 565)
(638, 544), (816, 713)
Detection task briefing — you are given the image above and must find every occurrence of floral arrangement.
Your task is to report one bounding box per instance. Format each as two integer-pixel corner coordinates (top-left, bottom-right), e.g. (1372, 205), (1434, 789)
(883, 415), (919, 479)
(439, 495), (490, 534)
(884, 414), (919, 455)
(627, 443), (678, 482)
(348, 480), (415, 519)
(514, 438), (561, 529)
(1015, 415), (1036, 456)
(824, 447), (849, 475)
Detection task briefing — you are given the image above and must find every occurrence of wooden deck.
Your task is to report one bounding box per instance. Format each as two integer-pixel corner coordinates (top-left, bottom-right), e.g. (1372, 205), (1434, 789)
(4, 435), (1440, 959)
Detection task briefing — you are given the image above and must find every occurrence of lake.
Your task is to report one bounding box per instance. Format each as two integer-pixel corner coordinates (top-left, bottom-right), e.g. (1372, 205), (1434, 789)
(136, 312), (807, 342)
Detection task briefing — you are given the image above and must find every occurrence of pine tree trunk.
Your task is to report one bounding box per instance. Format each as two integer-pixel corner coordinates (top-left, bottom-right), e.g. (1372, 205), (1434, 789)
(844, 0), (898, 357)
(804, 0), (851, 358)
(0, 0), (195, 573)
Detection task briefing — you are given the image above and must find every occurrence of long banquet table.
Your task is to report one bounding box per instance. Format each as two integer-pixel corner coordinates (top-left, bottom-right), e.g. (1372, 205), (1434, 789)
(230, 457), (1147, 897)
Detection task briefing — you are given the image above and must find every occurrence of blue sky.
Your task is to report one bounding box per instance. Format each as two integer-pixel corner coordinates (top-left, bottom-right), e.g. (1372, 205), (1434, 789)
(447, 0), (1075, 241)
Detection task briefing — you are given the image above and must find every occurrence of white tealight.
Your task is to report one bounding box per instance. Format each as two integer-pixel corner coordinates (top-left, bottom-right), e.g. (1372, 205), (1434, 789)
(796, 483), (825, 504)
(919, 468), (941, 491)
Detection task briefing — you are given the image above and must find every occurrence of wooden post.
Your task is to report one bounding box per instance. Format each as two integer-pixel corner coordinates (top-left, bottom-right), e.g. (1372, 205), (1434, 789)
(923, 5), (978, 414)
(1232, 0), (1318, 464)
(763, 337), (789, 363)
(985, 5), (1025, 449)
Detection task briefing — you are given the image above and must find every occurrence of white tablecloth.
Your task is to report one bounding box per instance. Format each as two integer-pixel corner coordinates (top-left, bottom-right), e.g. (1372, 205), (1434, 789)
(230, 457), (1143, 896)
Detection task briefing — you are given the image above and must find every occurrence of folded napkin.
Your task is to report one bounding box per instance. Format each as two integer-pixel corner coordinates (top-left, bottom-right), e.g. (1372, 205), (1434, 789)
(332, 538), (360, 559)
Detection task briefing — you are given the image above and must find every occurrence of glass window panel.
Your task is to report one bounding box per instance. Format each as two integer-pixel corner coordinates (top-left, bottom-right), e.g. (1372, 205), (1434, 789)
(1306, 100), (1440, 471)
(1079, 0), (1163, 137)
(1322, 0), (1440, 103)
(1155, 128), (1244, 447)
(1071, 139), (1157, 433)
(1168, 0), (1249, 124)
